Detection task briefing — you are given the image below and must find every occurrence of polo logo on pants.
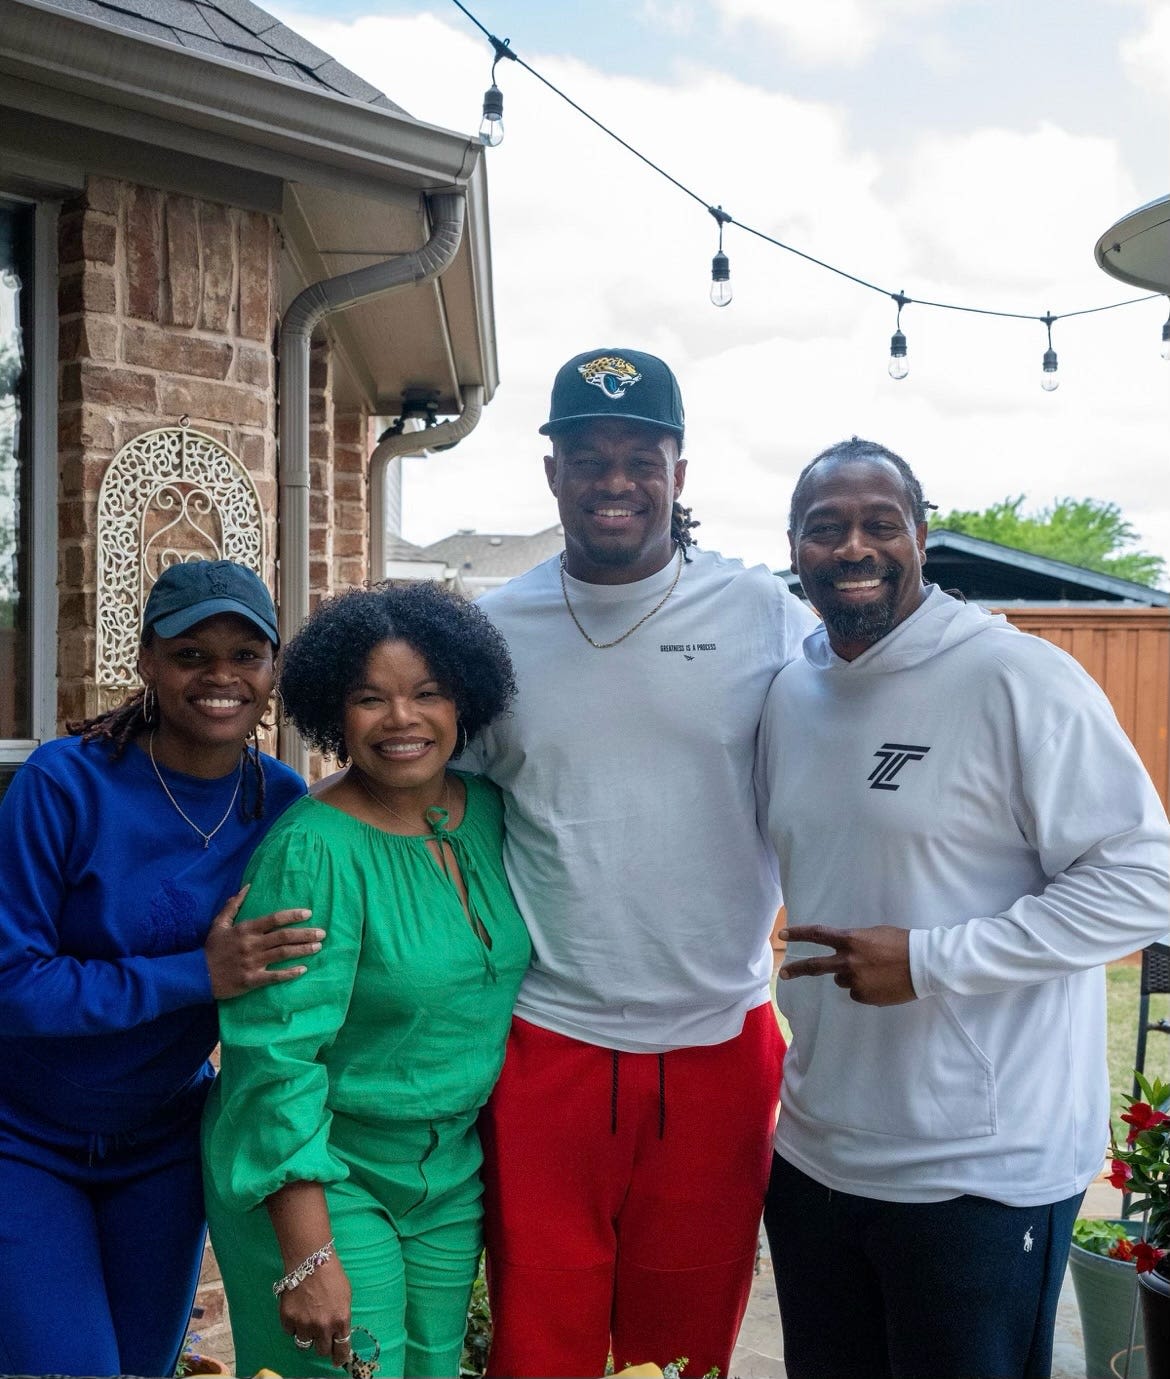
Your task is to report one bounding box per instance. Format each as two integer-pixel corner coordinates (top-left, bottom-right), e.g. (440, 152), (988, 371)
(868, 743), (930, 791)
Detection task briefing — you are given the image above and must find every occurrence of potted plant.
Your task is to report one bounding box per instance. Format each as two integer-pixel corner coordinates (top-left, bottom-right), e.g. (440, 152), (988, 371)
(1068, 1217), (1147, 1378)
(1108, 1074), (1170, 1379)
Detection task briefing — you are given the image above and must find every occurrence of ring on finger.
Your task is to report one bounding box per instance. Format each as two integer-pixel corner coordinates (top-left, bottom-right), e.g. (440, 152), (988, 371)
(332, 1333), (352, 1345)
(293, 1335), (314, 1350)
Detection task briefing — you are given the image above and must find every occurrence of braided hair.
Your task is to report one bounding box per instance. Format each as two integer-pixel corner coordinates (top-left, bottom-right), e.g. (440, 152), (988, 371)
(68, 655), (269, 820)
(671, 500), (701, 560)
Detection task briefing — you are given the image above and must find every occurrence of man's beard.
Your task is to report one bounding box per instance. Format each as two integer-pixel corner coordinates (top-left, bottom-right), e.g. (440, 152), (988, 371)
(819, 596), (899, 647)
(811, 561), (900, 648)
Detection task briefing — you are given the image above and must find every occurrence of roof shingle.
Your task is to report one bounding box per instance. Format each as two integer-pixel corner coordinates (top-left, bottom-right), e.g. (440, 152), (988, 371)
(37, 0), (407, 110)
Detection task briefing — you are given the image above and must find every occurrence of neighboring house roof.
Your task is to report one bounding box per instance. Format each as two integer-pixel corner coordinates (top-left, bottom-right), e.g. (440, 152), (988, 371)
(40, 0), (404, 108)
(780, 529), (1170, 607)
(422, 526), (566, 584)
(384, 534), (428, 561)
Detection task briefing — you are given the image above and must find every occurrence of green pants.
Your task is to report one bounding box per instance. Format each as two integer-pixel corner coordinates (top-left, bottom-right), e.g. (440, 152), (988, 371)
(203, 1109), (483, 1378)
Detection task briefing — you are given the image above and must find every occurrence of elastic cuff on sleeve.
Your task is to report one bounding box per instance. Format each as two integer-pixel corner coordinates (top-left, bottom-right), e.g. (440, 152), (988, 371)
(907, 928), (934, 999)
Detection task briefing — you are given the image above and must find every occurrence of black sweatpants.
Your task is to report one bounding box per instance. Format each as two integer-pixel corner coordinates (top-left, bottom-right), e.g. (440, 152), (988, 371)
(764, 1151), (1082, 1379)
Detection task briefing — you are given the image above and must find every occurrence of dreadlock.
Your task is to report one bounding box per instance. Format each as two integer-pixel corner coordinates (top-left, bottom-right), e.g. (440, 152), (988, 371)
(68, 682), (269, 820)
(69, 691), (149, 759)
(671, 500), (701, 561)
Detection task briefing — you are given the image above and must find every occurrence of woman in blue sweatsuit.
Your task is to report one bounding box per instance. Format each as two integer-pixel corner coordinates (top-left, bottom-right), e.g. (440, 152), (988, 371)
(0, 560), (314, 1376)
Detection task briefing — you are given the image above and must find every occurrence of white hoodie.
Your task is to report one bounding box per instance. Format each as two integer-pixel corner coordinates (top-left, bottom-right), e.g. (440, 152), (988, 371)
(759, 585), (1170, 1205)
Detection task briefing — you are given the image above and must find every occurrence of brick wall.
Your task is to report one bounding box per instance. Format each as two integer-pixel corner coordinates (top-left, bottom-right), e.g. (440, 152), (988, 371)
(57, 175), (282, 725)
(56, 173), (374, 727)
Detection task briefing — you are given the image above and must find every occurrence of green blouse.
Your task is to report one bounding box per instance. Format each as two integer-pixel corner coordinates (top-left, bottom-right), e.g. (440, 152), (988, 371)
(204, 772), (531, 1212)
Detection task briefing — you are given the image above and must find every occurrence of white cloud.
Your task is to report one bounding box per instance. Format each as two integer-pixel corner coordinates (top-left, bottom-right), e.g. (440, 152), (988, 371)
(709, 0), (953, 67)
(713, 0), (882, 66)
(1120, 0), (1170, 95)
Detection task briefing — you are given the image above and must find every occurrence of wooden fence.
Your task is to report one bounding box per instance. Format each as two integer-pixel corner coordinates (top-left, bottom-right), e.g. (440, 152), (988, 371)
(1000, 605), (1169, 807)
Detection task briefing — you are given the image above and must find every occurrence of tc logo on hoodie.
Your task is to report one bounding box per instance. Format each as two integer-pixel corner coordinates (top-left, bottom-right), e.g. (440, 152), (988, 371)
(868, 743), (931, 791)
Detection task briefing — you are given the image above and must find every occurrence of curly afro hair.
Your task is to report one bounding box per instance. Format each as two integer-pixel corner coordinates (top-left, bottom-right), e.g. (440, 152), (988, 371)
(279, 581), (516, 761)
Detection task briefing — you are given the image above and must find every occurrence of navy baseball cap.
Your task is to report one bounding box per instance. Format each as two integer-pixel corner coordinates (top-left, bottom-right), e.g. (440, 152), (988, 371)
(539, 348), (685, 438)
(143, 560), (279, 646)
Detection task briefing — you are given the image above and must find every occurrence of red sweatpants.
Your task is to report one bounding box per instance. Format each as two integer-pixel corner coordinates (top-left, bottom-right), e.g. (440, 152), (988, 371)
(480, 1004), (785, 1378)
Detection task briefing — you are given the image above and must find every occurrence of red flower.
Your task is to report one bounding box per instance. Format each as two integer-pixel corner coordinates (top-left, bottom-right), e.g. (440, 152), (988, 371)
(1121, 1103), (1170, 1143)
(1109, 1238), (1136, 1262)
(1109, 1159), (1134, 1189)
(1134, 1242), (1166, 1274)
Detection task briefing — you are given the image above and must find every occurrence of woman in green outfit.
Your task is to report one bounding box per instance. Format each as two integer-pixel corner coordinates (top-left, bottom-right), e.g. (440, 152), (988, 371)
(202, 582), (530, 1378)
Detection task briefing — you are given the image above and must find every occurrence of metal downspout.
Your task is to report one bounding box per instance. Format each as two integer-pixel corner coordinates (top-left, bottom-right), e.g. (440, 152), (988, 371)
(368, 384), (485, 581)
(277, 191), (467, 771)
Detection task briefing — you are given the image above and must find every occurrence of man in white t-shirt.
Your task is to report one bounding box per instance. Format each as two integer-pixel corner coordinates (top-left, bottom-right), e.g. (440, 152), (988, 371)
(468, 348), (816, 1379)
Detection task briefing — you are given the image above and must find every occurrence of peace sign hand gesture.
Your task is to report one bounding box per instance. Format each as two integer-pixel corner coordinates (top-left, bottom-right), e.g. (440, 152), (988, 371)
(777, 924), (916, 1006)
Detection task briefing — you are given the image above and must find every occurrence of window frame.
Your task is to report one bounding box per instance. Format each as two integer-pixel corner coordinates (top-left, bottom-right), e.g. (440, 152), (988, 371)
(0, 194), (58, 771)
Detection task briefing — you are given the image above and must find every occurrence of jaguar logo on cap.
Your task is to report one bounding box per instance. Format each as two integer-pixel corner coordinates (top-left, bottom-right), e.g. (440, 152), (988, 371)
(577, 355), (643, 400)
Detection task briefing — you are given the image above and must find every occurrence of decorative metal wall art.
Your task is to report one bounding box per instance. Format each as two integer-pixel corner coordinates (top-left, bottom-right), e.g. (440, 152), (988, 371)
(96, 421), (266, 688)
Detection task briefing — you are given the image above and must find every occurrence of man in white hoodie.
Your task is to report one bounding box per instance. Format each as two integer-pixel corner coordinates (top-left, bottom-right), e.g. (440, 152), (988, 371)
(758, 437), (1170, 1379)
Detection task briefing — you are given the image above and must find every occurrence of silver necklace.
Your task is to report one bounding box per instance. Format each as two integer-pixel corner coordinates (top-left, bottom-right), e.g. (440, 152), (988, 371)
(559, 544), (683, 649)
(148, 730), (242, 849)
(354, 771), (451, 834)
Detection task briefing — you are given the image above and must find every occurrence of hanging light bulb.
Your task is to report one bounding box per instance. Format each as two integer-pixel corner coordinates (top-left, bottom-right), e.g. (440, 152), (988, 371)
(710, 250), (732, 308)
(1040, 313), (1059, 391)
(707, 204), (733, 308)
(888, 331), (908, 380)
(477, 35), (516, 148)
(479, 83), (504, 146)
(1161, 305), (1170, 361)
(886, 292), (910, 379)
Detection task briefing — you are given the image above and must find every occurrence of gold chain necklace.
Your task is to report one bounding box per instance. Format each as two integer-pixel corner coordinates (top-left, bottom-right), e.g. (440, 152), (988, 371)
(354, 771), (451, 834)
(559, 545), (683, 649)
(147, 730), (242, 848)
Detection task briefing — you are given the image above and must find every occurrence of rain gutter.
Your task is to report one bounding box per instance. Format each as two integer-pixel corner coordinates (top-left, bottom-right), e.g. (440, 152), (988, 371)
(368, 385), (485, 583)
(278, 191), (467, 772)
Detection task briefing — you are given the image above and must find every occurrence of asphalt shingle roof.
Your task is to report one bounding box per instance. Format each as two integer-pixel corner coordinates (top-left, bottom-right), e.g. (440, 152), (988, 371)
(421, 526), (566, 581)
(41, 0), (405, 109)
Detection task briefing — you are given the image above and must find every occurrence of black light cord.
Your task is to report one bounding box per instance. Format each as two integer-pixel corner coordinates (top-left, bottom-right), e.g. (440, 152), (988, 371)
(449, 0), (1159, 330)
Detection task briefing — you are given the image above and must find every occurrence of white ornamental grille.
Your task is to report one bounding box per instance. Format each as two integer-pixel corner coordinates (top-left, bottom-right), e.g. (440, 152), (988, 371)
(96, 425), (265, 689)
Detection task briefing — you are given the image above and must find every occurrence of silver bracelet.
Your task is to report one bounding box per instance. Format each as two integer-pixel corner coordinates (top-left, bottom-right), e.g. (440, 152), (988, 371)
(272, 1238), (335, 1296)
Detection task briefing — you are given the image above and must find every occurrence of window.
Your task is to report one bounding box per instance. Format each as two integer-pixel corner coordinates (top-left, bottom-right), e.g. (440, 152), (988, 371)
(0, 202), (32, 743)
(0, 196), (56, 799)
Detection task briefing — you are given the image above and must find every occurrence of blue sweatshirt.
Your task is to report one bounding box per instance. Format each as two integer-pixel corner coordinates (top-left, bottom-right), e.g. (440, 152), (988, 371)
(0, 735), (304, 1138)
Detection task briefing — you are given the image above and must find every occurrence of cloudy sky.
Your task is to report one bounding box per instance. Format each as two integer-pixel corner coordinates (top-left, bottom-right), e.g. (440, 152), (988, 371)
(273, 0), (1169, 581)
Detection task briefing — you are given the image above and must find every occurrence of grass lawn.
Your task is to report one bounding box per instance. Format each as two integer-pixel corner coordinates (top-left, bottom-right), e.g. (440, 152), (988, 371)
(1107, 959), (1169, 1114)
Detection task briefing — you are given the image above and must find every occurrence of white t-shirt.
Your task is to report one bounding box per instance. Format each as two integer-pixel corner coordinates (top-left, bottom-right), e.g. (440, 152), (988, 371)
(472, 547), (816, 1052)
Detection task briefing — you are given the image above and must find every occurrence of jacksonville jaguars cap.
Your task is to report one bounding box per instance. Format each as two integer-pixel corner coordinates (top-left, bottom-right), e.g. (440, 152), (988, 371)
(143, 559), (279, 646)
(539, 348), (685, 439)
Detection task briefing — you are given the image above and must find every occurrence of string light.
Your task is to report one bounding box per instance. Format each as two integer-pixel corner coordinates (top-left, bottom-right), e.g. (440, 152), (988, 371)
(709, 205), (732, 308)
(479, 83), (504, 146)
(1040, 313), (1060, 392)
(888, 292), (909, 380)
(449, 0), (1159, 384)
(478, 35), (515, 147)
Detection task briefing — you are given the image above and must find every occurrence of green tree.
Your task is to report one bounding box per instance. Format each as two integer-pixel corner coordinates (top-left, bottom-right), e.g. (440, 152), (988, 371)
(933, 496), (1166, 589)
